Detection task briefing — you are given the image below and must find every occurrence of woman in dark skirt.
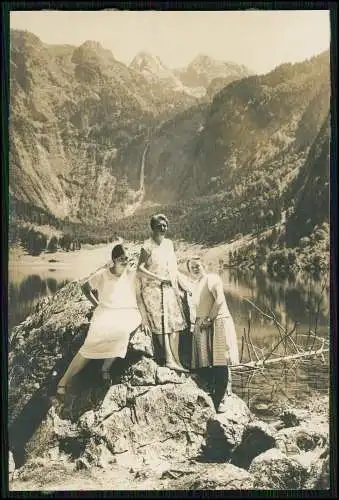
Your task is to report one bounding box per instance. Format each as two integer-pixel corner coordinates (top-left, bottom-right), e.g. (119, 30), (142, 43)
(186, 256), (239, 412)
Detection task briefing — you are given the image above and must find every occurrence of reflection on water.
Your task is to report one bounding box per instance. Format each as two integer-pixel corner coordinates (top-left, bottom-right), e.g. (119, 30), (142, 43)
(220, 267), (329, 348)
(8, 263), (330, 407)
(8, 275), (69, 331)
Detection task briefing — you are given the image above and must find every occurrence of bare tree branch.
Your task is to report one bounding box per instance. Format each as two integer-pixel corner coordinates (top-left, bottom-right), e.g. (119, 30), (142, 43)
(231, 346), (329, 371)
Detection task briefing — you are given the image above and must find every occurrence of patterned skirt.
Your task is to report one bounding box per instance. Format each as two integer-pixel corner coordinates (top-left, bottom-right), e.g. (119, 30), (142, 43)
(141, 282), (187, 335)
(191, 314), (240, 369)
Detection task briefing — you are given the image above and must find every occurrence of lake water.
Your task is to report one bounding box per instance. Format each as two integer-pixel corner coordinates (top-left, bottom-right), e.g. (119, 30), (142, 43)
(8, 251), (330, 416)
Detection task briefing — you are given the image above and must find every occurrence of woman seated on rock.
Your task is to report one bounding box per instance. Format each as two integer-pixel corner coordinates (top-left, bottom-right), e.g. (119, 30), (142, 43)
(137, 213), (192, 372)
(56, 243), (142, 397)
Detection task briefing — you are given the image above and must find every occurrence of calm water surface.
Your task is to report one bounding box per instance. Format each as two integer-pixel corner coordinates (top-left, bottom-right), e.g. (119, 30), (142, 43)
(8, 254), (329, 415)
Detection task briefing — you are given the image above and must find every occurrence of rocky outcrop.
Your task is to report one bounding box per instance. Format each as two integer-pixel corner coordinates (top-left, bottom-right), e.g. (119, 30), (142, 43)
(8, 281), (330, 490)
(8, 279), (216, 469)
(23, 365), (215, 469)
(275, 418), (328, 456)
(248, 444), (329, 491)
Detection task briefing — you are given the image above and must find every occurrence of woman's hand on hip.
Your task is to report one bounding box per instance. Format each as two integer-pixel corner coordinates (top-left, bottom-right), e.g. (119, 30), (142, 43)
(196, 317), (212, 328)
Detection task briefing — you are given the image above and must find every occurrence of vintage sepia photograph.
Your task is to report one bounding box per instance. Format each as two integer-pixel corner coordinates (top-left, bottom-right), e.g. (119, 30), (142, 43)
(7, 8), (332, 492)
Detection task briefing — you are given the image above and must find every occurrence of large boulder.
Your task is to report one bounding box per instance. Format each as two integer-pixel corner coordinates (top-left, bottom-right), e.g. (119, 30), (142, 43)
(249, 448), (309, 489)
(8, 281), (99, 466)
(8, 281), (215, 469)
(24, 370), (215, 469)
(202, 393), (252, 460)
(9, 281), (93, 425)
(275, 418), (328, 456)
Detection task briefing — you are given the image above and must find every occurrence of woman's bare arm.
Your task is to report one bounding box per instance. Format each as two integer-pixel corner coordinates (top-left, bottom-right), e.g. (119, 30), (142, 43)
(177, 271), (193, 295)
(135, 276), (151, 331)
(81, 282), (99, 307)
(209, 277), (226, 320)
(137, 247), (168, 283)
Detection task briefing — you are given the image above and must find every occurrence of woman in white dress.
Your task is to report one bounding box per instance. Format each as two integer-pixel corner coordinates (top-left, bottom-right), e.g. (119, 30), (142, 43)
(56, 244), (142, 397)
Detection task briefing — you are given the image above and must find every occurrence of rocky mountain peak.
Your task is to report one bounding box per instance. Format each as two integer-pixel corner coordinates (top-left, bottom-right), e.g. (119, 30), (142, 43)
(129, 51), (187, 94)
(130, 51), (163, 68)
(189, 53), (216, 69)
(10, 29), (43, 49)
(188, 54), (250, 76)
(71, 40), (115, 66)
(130, 51), (173, 80)
(174, 54), (252, 90)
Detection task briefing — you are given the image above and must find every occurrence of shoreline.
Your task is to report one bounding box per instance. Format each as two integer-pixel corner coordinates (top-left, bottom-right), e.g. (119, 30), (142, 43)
(9, 235), (254, 273)
(9, 234), (327, 286)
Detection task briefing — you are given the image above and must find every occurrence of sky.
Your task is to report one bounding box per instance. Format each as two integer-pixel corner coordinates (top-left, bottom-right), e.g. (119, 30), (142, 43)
(10, 10), (331, 75)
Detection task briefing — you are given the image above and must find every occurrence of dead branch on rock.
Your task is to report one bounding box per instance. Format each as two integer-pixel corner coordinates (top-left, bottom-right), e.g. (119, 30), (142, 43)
(232, 298), (328, 373)
(233, 346), (329, 371)
(245, 299), (300, 354)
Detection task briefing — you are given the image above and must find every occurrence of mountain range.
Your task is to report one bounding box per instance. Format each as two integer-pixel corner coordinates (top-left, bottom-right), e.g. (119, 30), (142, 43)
(9, 29), (330, 246)
(130, 51), (252, 98)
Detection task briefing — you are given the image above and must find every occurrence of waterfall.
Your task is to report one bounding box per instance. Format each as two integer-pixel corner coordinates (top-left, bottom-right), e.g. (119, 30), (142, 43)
(139, 141), (149, 194)
(123, 141), (149, 217)
(45, 235), (52, 252)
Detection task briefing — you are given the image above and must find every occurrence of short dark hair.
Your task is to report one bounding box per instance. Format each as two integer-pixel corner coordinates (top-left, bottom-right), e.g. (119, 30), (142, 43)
(111, 243), (128, 261)
(150, 213), (169, 230)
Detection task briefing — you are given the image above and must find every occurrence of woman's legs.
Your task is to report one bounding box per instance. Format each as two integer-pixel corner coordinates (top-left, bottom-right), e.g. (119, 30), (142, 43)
(164, 332), (189, 372)
(152, 332), (189, 372)
(196, 367), (216, 397)
(212, 365), (229, 412)
(101, 357), (117, 380)
(57, 351), (90, 392)
(226, 366), (233, 396)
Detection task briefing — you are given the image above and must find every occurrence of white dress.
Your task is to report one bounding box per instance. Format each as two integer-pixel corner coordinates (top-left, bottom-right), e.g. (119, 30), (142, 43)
(79, 268), (142, 359)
